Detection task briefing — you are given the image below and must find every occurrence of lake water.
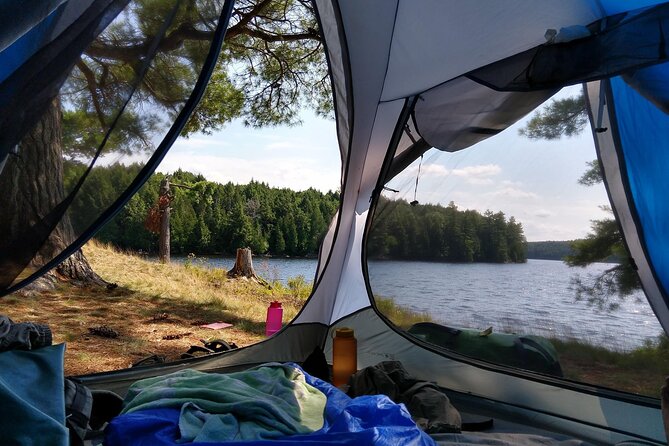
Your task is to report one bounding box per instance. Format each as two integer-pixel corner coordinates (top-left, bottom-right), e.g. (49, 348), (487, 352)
(181, 256), (664, 350)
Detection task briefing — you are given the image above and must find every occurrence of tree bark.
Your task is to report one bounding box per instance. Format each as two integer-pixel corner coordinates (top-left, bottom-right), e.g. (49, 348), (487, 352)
(0, 97), (108, 293)
(158, 177), (171, 263)
(228, 248), (258, 279)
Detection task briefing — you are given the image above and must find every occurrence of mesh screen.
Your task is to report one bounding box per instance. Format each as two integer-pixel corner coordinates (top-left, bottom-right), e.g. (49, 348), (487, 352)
(0, 0), (233, 295)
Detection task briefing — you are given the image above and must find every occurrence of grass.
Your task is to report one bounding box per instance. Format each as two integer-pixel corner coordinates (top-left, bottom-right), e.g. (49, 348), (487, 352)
(2, 241), (309, 376)
(375, 296), (432, 329)
(552, 336), (669, 396)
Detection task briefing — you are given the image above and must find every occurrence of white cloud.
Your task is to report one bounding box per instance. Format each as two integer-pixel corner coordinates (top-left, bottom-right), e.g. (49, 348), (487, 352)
(534, 209), (553, 218)
(486, 187), (538, 200)
(450, 164), (501, 178)
(412, 164), (449, 176)
(465, 177), (495, 186)
(178, 137), (230, 149)
(157, 151), (340, 192)
(406, 163), (501, 184)
(501, 180), (524, 187)
(265, 141), (301, 150)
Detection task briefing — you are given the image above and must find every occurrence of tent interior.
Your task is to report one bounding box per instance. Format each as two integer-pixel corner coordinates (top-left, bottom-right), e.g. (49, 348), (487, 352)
(2, 0), (669, 444)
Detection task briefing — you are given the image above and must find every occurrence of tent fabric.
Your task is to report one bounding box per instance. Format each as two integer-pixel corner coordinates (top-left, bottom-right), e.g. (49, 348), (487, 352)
(378, 1), (603, 101)
(3, 0), (669, 444)
(0, 0), (68, 52)
(585, 75), (669, 334)
(0, 0), (102, 82)
(623, 63), (669, 114)
(414, 77), (556, 152)
(324, 309), (666, 444)
(299, 0), (669, 442)
(468, 3), (669, 92)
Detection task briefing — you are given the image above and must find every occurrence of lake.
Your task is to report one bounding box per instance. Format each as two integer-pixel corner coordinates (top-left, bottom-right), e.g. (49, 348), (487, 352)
(179, 256), (663, 350)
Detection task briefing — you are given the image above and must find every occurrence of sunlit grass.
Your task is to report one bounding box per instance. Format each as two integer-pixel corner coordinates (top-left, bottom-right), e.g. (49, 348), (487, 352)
(85, 240), (303, 324)
(374, 295), (432, 329)
(2, 240), (313, 375)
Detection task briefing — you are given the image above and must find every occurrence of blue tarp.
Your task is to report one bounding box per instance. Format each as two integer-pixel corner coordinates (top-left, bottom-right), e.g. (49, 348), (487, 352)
(105, 364), (436, 446)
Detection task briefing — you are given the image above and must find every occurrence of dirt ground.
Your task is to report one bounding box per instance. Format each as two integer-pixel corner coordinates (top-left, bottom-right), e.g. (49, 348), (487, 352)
(2, 283), (266, 375)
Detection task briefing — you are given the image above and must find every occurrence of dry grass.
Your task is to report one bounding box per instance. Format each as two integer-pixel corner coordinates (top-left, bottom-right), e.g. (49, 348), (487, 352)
(2, 241), (307, 376)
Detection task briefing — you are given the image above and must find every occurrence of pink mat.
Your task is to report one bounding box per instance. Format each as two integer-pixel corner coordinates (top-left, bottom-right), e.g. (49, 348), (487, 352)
(199, 322), (233, 330)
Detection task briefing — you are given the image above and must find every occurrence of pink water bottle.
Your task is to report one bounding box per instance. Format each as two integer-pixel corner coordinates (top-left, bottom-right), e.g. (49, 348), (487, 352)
(265, 301), (283, 336)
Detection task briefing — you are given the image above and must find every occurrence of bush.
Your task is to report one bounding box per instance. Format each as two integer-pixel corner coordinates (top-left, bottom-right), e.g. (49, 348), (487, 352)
(287, 275), (312, 300)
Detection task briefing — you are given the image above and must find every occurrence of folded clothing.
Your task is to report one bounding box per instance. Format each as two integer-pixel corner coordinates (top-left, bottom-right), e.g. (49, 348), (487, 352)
(0, 315), (52, 352)
(105, 363), (437, 446)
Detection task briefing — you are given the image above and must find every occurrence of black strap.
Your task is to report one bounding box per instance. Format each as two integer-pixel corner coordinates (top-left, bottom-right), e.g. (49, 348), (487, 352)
(64, 379), (93, 446)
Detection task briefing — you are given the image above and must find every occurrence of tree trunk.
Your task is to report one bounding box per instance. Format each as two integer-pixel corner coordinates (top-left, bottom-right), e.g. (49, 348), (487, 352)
(0, 97), (107, 293)
(158, 177), (171, 263)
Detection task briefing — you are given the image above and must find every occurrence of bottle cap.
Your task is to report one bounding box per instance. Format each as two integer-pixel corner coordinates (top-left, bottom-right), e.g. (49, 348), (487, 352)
(270, 301), (282, 308)
(335, 327), (354, 338)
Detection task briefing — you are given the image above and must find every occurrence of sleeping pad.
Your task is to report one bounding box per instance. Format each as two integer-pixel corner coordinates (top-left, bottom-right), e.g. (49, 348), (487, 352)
(105, 362), (436, 445)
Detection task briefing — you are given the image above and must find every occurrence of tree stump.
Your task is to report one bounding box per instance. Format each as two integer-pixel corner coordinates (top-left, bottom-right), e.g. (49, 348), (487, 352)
(227, 248), (257, 279)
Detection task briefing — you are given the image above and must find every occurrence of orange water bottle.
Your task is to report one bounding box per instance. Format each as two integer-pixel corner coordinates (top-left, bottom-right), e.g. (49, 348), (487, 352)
(265, 301), (283, 336)
(332, 327), (357, 388)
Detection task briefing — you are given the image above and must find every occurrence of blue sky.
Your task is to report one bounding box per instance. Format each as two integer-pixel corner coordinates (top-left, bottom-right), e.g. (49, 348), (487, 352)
(158, 87), (609, 242)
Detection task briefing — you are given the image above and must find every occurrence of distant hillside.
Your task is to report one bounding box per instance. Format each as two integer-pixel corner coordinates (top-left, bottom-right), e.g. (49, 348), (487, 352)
(526, 240), (574, 261)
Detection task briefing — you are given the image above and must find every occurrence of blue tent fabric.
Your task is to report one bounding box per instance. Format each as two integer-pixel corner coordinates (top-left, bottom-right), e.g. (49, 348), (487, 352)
(623, 63), (669, 114)
(104, 364), (436, 446)
(0, 343), (68, 446)
(609, 74), (669, 307)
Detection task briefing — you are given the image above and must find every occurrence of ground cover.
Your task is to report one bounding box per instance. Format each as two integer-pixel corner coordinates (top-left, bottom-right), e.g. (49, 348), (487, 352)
(3, 241), (304, 375)
(552, 337), (669, 396)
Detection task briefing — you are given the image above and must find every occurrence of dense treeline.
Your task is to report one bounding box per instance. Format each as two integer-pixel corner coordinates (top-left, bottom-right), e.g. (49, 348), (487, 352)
(66, 163), (339, 257)
(526, 241), (575, 260)
(66, 164), (527, 262)
(368, 199), (527, 263)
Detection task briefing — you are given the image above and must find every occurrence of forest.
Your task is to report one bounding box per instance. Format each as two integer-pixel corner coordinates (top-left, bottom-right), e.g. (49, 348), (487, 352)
(66, 164), (527, 262)
(368, 199), (527, 263)
(525, 241), (575, 260)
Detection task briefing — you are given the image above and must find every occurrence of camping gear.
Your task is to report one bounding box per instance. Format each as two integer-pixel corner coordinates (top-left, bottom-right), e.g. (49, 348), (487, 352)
(0, 315), (52, 351)
(332, 327), (357, 387)
(3, 1), (669, 444)
(117, 365), (327, 442)
(408, 322), (563, 377)
(180, 339), (238, 359)
(265, 301), (284, 337)
(104, 364), (436, 446)
(348, 361), (462, 434)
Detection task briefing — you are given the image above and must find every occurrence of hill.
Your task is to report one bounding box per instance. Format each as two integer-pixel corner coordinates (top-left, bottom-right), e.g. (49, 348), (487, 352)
(526, 240), (574, 261)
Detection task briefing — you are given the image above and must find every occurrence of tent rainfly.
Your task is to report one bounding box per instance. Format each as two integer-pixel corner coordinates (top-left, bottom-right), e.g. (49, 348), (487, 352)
(2, 0), (669, 444)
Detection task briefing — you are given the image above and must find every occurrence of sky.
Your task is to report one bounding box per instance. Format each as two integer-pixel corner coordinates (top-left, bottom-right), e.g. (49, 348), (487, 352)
(157, 87), (610, 242)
